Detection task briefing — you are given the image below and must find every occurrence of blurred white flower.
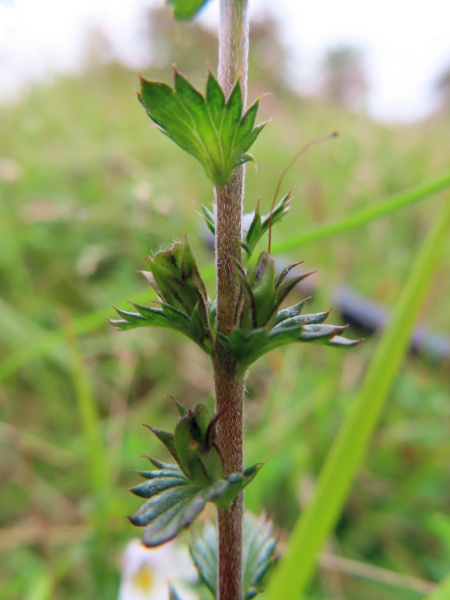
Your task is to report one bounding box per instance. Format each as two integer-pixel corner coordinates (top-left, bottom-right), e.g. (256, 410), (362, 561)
(118, 538), (199, 600)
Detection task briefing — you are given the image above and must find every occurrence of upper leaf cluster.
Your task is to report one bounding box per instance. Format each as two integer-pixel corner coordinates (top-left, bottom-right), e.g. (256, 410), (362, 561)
(138, 68), (267, 187)
(111, 234), (361, 374)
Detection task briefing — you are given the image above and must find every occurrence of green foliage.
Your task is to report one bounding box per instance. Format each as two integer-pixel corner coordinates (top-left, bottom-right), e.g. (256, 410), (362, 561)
(113, 193), (359, 374)
(110, 236), (213, 354)
(2, 60), (450, 600)
(427, 576), (450, 600)
(199, 190), (292, 259)
(138, 68), (266, 186)
(128, 404), (262, 546)
(167, 0), (211, 21)
(190, 512), (277, 599)
(218, 251), (360, 374)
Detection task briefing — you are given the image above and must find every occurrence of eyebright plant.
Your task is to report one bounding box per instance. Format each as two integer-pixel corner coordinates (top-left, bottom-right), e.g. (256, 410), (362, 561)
(111, 1), (360, 598)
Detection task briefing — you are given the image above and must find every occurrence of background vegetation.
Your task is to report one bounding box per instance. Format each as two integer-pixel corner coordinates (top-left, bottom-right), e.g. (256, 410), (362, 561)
(1, 12), (449, 600)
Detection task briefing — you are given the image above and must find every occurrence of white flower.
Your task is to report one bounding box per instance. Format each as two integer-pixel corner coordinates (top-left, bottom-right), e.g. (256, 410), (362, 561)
(118, 538), (199, 600)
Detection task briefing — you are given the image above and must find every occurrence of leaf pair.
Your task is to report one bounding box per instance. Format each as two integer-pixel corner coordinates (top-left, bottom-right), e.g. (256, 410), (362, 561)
(129, 403), (263, 547)
(199, 190), (292, 259)
(138, 69), (266, 187)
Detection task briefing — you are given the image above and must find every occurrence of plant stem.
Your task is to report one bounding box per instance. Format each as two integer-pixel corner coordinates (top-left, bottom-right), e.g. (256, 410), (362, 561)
(213, 1), (249, 598)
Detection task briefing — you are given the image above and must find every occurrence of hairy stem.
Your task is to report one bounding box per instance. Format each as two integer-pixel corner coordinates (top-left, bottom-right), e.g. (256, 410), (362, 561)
(213, 1), (249, 598)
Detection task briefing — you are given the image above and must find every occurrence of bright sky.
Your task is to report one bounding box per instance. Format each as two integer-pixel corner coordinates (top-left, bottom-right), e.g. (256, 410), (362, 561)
(1, 0), (449, 121)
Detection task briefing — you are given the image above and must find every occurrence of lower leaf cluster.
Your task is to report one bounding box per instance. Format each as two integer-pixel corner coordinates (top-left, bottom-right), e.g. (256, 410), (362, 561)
(128, 403), (262, 547)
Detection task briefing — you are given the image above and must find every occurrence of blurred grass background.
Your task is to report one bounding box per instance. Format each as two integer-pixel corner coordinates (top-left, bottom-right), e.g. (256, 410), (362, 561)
(1, 10), (449, 600)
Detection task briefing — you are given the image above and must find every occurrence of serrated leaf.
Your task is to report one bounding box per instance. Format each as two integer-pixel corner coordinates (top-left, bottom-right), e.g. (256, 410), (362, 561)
(189, 521), (217, 596)
(129, 462), (262, 547)
(198, 203), (216, 235)
(273, 309), (332, 330)
(242, 191), (292, 258)
(174, 406), (222, 486)
(190, 512), (277, 600)
(199, 190), (291, 257)
(244, 200), (263, 258)
(218, 322), (356, 374)
(147, 427), (180, 463)
(172, 398), (189, 418)
(327, 334), (363, 347)
(243, 513), (278, 599)
(272, 298), (309, 326)
(133, 467), (186, 480)
(217, 464), (263, 509)
(112, 237), (212, 353)
(167, 0), (211, 21)
(130, 476), (188, 498)
(139, 70), (266, 186)
(111, 301), (213, 354)
(249, 252), (277, 327)
(274, 271), (314, 311)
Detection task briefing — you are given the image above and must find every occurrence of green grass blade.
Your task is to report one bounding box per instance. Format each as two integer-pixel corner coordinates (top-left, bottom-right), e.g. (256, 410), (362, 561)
(426, 576), (450, 600)
(0, 289), (150, 382)
(62, 311), (110, 536)
(271, 171), (450, 253)
(265, 195), (450, 600)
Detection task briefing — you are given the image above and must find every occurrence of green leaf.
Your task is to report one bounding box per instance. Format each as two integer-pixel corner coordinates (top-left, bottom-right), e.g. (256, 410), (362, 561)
(250, 253), (277, 327)
(272, 298), (309, 326)
(242, 191), (292, 258)
(201, 191), (292, 258)
(220, 249), (360, 372)
(147, 237), (207, 316)
(243, 513), (278, 599)
(197, 203), (216, 235)
(147, 427), (179, 463)
(174, 404), (224, 486)
(166, 0), (211, 21)
(130, 404), (263, 546)
(110, 238), (213, 354)
(129, 462), (262, 547)
(190, 512), (277, 600)
(217, 464), (264, 509)
(139, 69), (266, 186)
(219, 313), (359, 374)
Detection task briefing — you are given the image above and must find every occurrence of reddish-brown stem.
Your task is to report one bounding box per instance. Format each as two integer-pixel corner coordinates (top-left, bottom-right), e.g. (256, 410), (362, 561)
(213, 1), (249, 598)
(213, 176), (245, 600)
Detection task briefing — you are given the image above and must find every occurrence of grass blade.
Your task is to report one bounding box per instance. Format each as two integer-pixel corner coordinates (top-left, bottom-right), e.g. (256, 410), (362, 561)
(271, 171), (450, 253)
(61, 309), (110, 537)
(265, 195), (450, 600)
(426, 576), (450, 600)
